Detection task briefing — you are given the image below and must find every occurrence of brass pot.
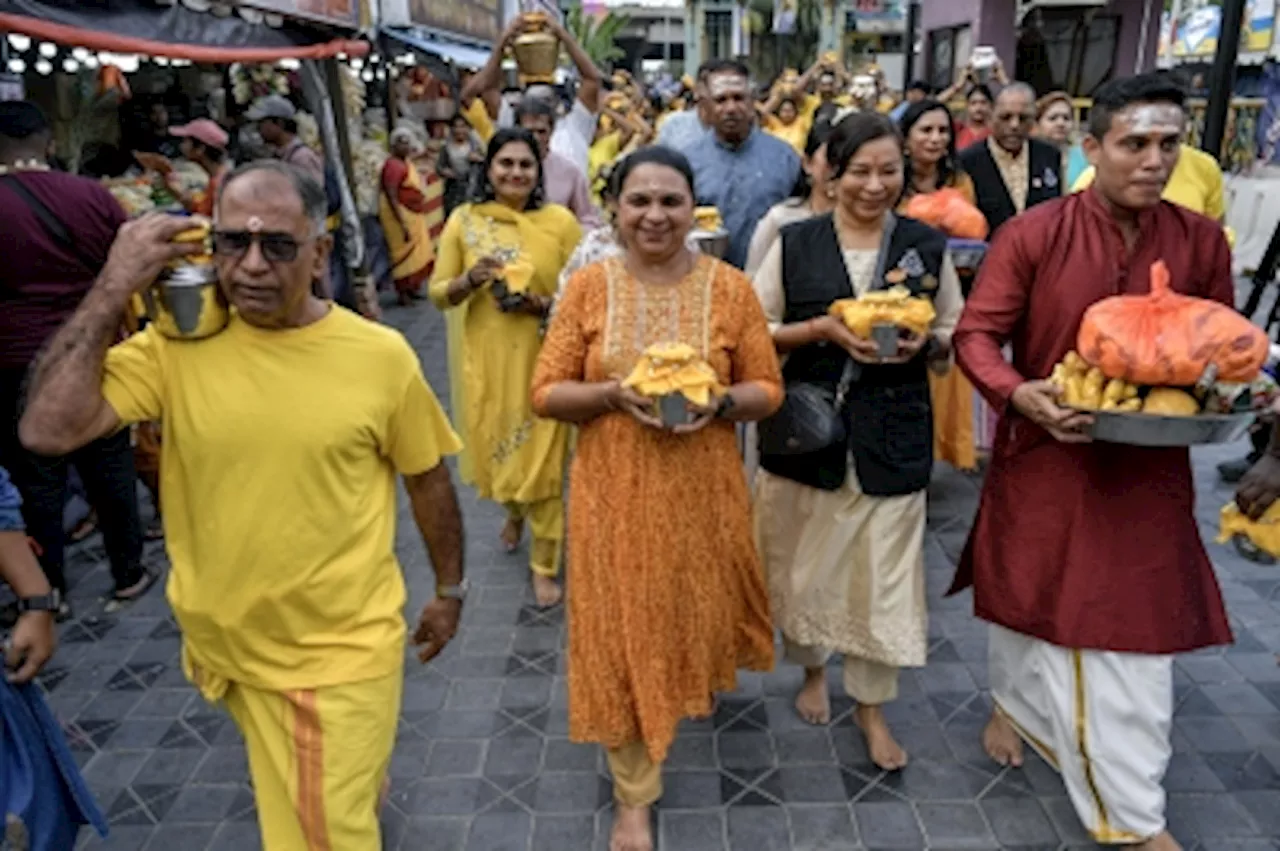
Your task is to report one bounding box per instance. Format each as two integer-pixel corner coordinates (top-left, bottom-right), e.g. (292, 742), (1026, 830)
(512, 23), (559, 84)
(137, 262), (230, 341)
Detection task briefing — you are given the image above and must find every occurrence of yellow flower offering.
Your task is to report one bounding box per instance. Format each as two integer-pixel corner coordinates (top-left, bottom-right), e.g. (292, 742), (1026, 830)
(622, 342), (725, 407)
(693, 206), (723, 233)
(1219, 500), (1280, 560)
(501, 257), (535, 293)
(828, 286), (936, 339)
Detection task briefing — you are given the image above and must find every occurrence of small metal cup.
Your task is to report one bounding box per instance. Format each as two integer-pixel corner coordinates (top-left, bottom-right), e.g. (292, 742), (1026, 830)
(871, 323), (899, 358)
(657, 393), (691, 428)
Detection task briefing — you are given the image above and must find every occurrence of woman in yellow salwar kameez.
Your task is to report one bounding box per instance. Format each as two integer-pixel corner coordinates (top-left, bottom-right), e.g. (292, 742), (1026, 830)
(430, 128), (582, 607)
(380, 129), (438, 305)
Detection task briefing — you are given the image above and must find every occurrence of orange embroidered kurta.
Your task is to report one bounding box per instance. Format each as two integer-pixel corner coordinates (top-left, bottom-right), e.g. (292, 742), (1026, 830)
(532, 255), (781, 762)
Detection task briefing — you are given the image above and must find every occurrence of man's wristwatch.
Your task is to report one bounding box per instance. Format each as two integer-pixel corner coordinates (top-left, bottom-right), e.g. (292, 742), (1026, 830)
(715, 392), (736, 419)
(436, 580), (469, 602)
(17, 594), (58, 614)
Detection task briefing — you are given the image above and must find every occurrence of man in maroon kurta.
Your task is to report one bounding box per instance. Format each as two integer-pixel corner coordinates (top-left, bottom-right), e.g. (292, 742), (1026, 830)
(950, 74), (1232, 851)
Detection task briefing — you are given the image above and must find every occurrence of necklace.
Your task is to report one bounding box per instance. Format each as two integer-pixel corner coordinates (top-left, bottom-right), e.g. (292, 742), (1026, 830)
(0, 159), (49, 175)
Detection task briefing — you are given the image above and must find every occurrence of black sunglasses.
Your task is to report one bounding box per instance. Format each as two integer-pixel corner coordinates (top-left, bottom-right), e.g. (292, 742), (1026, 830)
(212, 230), (311, 263)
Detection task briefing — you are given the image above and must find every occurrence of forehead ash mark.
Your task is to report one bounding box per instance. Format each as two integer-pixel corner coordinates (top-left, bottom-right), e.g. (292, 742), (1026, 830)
(1120, 104), (1185, 135)
(707, 75), (748, 98)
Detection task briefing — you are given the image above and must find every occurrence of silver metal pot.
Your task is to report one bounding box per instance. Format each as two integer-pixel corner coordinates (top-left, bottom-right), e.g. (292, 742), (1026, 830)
(692, 229), (730, 260)
(138, 262), (229, 341)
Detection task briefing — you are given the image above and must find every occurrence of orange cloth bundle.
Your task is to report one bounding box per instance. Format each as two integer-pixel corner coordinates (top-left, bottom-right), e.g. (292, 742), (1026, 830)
(901, 188), (989, 241)
(1077, 260), (1268, 385)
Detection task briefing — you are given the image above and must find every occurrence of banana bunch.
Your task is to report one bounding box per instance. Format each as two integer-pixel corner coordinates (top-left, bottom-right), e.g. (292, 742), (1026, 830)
(1049, 351), (1141, 411)
(622, 343), (724, 406)
(829, 286), (936, 339)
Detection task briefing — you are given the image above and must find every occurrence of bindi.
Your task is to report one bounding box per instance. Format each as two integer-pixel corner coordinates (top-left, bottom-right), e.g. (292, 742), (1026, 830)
(247, 216), (265, 233)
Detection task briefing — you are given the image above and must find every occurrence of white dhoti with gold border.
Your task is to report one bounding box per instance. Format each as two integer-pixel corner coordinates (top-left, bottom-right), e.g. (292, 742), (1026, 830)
(988, 623), (1172, 844)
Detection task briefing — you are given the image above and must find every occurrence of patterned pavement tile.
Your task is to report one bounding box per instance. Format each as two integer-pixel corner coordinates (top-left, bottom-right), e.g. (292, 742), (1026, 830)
(50, 300), (1278, 850)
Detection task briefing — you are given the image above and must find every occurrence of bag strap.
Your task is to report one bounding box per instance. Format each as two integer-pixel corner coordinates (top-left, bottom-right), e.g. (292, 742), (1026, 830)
(0, 174), (103, 275)
(834, 359), (857, 407)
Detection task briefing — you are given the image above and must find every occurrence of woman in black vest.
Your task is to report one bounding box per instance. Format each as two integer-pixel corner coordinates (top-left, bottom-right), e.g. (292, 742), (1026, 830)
(751, 113), (964, 771)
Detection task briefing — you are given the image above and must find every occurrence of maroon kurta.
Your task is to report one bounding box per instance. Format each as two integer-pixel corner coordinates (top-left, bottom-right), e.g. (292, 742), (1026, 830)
(950, 189), (1234, 654)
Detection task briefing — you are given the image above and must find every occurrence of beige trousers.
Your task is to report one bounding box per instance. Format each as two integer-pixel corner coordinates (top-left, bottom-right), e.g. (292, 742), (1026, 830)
(784, 636), (900, 705)
(605, 742), (663, 807)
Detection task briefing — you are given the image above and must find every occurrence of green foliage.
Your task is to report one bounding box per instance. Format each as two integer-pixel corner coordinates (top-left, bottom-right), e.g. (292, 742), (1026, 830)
(564, 4), (631, 68)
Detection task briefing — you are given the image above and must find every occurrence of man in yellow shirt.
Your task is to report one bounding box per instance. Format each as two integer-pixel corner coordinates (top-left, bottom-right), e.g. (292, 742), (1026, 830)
(19, 161), (467, 851)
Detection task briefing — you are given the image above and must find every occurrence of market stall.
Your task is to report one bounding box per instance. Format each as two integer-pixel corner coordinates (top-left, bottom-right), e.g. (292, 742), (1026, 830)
(0, 0), (382, 313)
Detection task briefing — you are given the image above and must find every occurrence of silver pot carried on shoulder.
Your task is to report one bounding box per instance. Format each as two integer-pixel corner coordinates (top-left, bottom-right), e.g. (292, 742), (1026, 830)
(131, 218), (230, 341)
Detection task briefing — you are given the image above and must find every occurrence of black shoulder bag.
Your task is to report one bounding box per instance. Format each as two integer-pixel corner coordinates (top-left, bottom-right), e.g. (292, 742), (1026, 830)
(757, 360), (856, 456)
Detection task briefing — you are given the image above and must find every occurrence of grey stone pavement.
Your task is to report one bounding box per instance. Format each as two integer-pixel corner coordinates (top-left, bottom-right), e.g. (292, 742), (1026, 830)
(36, 299), (1277, 850)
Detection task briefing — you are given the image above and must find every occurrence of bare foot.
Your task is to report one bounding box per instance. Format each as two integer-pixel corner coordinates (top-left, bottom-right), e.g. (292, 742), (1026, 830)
(610, 804), (653, 851)
(501, 516), (524, 553)
(794, 667), (831, 724)
(532, 574), (563, 608)
(1134, 831), (1182, 851)
(982, 710), (1024, 768)
(854, 704), (908, 771)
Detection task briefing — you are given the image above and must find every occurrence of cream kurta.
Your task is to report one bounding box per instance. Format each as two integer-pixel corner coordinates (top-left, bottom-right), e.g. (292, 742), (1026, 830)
(752, 243), (962, 671)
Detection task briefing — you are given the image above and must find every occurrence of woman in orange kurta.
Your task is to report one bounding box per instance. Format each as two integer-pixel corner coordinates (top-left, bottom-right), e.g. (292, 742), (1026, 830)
(531, 147), (781, 851)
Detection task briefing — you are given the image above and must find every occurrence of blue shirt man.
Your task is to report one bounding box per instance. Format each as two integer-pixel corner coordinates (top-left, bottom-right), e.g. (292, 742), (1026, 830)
(684, 60), (800, 269)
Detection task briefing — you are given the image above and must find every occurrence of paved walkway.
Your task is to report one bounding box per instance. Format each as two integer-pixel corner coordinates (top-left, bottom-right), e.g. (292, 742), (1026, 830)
(47, 300), (1280, 850)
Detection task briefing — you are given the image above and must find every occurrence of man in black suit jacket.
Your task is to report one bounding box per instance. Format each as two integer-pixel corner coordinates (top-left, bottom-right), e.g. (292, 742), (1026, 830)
(958, 82), (1062, 235)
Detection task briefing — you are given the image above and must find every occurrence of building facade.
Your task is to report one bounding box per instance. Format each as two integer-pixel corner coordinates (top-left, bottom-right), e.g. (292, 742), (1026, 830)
(918, 0), (1163, 95)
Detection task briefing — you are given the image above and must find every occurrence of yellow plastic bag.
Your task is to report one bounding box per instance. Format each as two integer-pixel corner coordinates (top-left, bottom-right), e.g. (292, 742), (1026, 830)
(1218, 501), (1280, 559)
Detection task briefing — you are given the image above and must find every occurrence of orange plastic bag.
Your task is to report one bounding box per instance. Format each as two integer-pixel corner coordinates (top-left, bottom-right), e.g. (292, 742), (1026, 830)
(1077, 260), (1268, 385)
(901, 188), (989, 241)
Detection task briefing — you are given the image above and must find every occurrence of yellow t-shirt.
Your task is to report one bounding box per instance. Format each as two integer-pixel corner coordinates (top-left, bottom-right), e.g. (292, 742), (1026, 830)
(461, 97), (495, 145)
(800, 93), (852, 123)
(762, 113), (811, 155)
(102, 307), (462, 691)
(1071, 143), (1225, 221)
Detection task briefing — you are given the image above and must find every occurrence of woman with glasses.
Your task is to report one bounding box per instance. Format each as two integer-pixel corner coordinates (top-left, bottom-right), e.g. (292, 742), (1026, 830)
(532, 146), (779, 851)
(430, 128), (582, 607)
(752, 113), (963, 770)
(379, 128), (437, 306)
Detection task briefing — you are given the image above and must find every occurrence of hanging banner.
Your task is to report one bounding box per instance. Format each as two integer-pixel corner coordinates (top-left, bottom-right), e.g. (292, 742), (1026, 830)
(1172, 0), (1275, 57)
(409, 0), (502, 43)
(241, 0), (360, 29)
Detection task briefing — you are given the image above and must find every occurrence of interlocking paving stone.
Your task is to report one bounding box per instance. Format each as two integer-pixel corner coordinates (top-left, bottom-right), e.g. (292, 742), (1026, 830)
(56, 299), (1279, 849)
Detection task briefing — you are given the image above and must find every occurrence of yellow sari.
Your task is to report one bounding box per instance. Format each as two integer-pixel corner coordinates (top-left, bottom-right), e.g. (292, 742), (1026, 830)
(378, 158), (435, 296)
(430, 201), (582, 576)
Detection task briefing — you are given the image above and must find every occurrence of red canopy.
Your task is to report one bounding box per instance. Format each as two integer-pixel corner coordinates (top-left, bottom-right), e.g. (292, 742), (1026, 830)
(0, 12), (370, 62)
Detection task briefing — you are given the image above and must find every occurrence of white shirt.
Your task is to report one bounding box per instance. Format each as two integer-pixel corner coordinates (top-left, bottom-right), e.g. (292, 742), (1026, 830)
(499, 98), (596, 177)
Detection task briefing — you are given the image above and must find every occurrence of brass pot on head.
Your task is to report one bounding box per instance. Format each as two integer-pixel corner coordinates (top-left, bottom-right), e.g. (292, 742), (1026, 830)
(511, 13), (560, 85)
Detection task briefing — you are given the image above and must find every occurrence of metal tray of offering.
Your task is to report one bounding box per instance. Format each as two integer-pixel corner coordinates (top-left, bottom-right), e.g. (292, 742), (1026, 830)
(1088, 409), (1255, 447)
(692, 229), (730, 260)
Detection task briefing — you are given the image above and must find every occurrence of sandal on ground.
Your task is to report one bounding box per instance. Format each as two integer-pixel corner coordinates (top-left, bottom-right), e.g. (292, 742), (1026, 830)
(103, 570), (158, 613)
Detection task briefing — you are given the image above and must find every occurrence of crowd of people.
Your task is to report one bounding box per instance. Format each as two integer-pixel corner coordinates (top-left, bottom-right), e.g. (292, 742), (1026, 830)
(1, 22), (1277, 851)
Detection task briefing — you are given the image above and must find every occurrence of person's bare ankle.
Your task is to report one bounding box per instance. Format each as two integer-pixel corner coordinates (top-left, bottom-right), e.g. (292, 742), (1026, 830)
(854, 704), (908, 770)
(610, 803), (653, 851)
(982, 710), (1024, 767)
(795, 667), (831, 725)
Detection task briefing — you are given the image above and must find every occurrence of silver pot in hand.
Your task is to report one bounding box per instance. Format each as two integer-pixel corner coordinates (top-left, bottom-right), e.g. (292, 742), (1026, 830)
(692, 229), (730, 259)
